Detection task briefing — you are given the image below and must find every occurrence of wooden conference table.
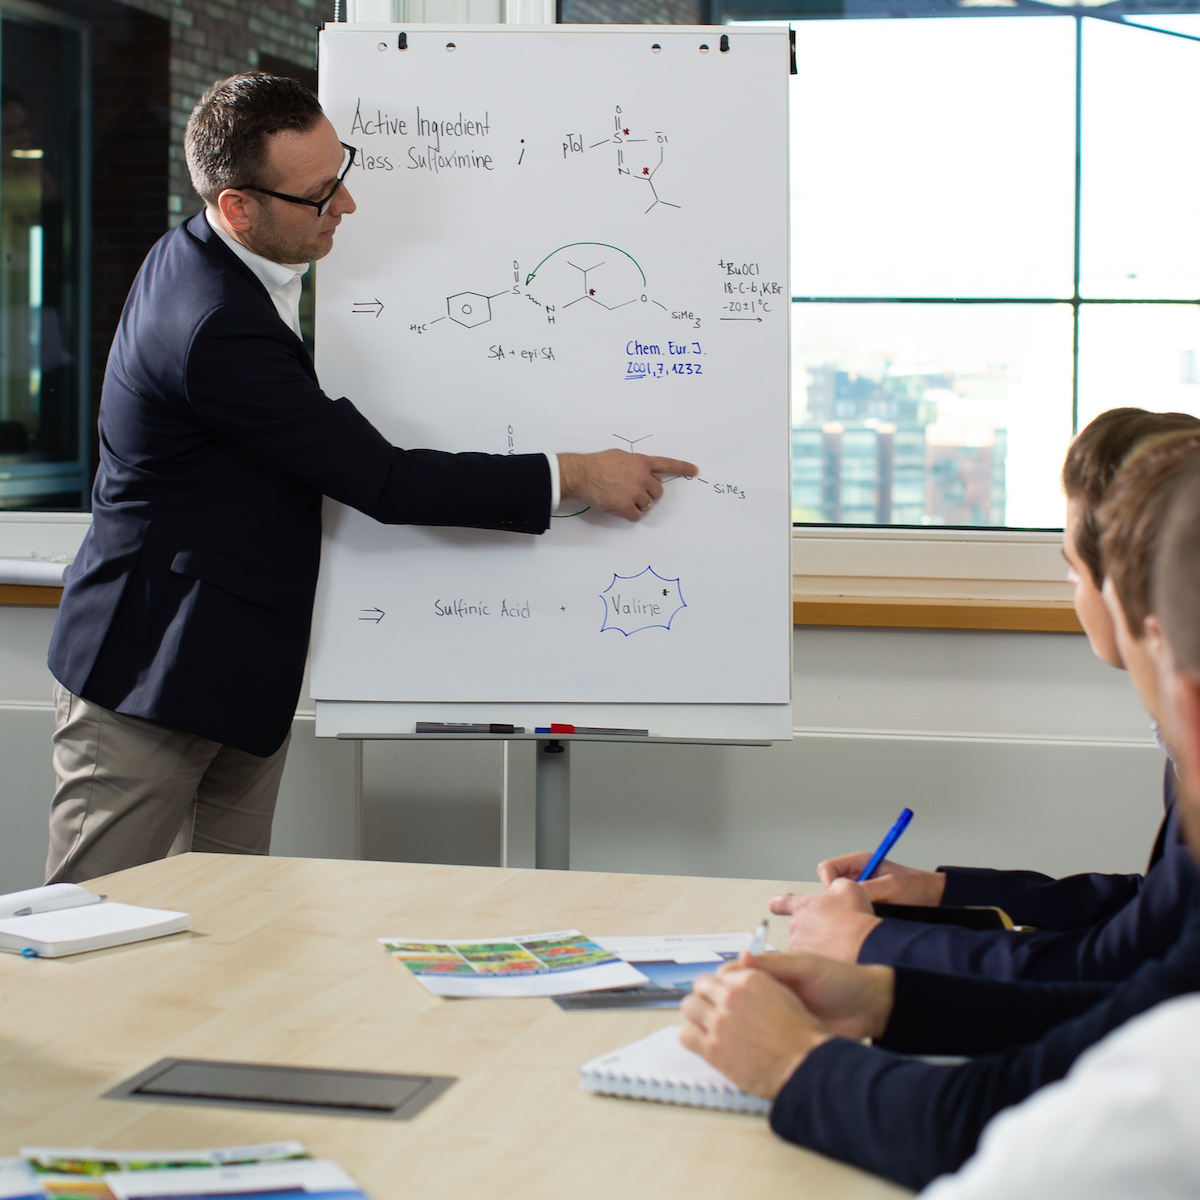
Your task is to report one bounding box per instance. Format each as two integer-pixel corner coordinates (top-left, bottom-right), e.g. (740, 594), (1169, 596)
(0, 854), (909, 1199)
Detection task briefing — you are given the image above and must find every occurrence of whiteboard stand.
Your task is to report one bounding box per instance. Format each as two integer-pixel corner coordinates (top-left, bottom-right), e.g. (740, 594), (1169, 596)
(337, 732), (772, 870)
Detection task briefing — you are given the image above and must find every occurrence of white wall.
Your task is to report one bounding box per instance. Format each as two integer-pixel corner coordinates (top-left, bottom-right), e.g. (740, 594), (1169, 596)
(1, 601), (1164, 891)
(361, 625), (1164, 881)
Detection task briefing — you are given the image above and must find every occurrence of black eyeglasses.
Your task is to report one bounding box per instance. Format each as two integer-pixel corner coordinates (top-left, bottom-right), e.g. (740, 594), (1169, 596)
(237, 142), (356, 217)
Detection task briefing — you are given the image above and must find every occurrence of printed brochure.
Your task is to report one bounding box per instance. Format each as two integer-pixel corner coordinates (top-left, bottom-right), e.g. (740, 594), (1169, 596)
(381, 929), (649, 997)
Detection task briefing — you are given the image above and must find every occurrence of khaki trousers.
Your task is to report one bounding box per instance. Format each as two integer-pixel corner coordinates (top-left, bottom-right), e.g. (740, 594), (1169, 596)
(46, 681), (290, 884)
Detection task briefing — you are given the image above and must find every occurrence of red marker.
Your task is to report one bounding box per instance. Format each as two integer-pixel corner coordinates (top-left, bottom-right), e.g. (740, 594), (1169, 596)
(539, 724), (649, 737)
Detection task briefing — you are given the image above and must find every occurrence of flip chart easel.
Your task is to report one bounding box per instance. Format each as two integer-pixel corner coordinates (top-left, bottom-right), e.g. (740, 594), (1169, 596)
(340, 731), (771, 869)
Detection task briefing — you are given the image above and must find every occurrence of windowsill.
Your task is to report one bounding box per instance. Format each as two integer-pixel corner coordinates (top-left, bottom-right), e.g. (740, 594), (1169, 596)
(793, 594), (1081, 632)
(791, 524), (1077, 631)
(0, 584), (63, 607)
(0, 513), (89, 608)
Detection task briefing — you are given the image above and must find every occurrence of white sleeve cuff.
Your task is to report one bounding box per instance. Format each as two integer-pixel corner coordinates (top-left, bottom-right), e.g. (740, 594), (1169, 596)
(545, 452), (561, 511)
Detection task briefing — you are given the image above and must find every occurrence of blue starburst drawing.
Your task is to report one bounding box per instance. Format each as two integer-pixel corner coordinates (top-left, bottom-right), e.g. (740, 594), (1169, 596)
(599, 566), (687, 636)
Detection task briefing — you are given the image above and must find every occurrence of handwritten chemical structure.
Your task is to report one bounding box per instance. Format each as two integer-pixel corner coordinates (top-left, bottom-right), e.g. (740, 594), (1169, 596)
(672, 474), (749, 501)
(446, 290), (507, 329)
(563, 106), (680, 215)
(410, 244), (696, 337)
(411, 261), (545, 334)
(562, 256), (639, 313)
(612, 433), (748, 501)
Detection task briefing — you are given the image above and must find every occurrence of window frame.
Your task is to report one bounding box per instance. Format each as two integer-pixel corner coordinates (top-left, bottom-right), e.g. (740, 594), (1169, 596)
(0, 0), (92, 512)
(727, 4), (1200, 622)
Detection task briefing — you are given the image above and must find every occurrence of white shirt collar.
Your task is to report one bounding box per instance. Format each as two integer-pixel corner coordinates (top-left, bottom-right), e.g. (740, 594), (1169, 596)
(204, 208), (308, 287)
(203, 209), (309, 337)
(1152, 722), (1176, 764)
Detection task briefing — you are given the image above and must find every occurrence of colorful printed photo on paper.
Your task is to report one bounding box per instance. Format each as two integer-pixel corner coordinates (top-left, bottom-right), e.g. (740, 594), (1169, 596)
(519, 934), (618, 971)
(452, 943), (543, 974)
(381, 941), (475, 976)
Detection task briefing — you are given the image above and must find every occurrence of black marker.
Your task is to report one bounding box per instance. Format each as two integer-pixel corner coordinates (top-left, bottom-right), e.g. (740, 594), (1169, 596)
(416, 721), (523, 734)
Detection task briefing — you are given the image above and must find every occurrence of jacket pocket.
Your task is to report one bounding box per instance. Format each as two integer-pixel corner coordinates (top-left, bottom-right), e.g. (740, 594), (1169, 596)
(170, 548), (286, 611)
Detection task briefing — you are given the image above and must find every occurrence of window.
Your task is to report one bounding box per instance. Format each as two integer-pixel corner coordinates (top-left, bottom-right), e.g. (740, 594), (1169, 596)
(730, 6), (1200, 531)
(0, 2), (89, 509)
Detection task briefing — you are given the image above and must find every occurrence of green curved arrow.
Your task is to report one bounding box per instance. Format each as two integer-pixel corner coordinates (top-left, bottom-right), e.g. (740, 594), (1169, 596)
(525, 243), (647, 287)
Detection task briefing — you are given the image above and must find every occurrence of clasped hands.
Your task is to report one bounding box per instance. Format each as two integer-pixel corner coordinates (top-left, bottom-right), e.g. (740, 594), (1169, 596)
(680, 950), (895, 1100)
(679, 849), (947, 1100)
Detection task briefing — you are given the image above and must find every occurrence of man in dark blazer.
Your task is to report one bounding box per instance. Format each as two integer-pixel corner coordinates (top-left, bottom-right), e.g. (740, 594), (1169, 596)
(45, 73), (695, 884)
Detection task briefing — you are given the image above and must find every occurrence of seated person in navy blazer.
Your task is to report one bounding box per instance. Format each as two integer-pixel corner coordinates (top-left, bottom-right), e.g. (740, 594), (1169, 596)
(679, 436), (1200, 1192)
(911, 461), (1200, 1200)
(45, 72), (696, 885)
(772, 406), (1200, 984)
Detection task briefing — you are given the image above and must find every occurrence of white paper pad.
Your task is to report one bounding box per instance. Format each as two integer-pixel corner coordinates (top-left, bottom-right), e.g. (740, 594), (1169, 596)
(0, 902), (189, 957)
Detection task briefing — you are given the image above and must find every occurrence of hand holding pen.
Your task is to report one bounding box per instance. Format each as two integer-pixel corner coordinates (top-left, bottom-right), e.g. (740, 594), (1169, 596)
(856, 808), (914, 883)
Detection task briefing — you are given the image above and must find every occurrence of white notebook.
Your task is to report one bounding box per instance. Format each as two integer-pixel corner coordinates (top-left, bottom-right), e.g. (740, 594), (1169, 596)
(0, 884), (189, 958)
(579, 1025), (771, 1115)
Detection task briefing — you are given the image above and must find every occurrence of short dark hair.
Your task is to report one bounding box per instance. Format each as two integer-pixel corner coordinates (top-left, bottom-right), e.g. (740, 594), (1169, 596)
(1098, 429), (1200, 637)
(1062, 408), (1200, 586)
(185, 73), (324, 205)
(1154, 463), (1200, 675)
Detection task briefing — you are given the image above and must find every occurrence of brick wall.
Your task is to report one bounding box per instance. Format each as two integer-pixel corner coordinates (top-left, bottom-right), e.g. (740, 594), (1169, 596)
(57, 0), (336, 225)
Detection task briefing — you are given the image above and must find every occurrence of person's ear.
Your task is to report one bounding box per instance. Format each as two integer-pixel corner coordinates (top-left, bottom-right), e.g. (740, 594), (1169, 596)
(216, 189), (255, 234)
(1145, 614), (1165, 663)
(1175, 672), (1200, 786)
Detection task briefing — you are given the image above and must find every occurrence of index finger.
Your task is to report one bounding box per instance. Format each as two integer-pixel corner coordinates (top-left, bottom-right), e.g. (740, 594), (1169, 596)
(716, 950), (754, 976)
(818, 853), (870, 888)
(691, 971), (728, 1000)
(646, 456), (698, 478)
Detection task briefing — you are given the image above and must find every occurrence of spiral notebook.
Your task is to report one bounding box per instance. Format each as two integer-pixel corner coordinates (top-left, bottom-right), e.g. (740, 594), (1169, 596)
(578, 1026), (771, 1115)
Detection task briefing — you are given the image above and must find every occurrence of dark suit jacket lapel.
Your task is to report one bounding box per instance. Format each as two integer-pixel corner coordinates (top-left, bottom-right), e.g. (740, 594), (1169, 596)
(184, 212), (318, 378)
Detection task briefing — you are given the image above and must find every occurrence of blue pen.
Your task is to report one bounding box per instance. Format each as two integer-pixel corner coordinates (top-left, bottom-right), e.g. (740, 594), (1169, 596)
(857, 808), (914, 882)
